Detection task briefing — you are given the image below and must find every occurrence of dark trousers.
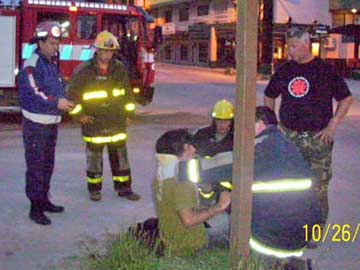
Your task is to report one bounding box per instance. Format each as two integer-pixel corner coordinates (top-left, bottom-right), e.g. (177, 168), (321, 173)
(86, 141), (132, 192)
(22, 118), (58, 201)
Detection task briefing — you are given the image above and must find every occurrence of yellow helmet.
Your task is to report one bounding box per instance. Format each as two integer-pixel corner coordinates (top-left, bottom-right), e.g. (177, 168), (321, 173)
(211, 99), (234, 120)
(94, 31), (120, 50)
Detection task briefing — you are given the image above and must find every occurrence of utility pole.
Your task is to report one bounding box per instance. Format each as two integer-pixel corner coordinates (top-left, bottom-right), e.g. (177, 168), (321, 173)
(230, 0), (258, 269)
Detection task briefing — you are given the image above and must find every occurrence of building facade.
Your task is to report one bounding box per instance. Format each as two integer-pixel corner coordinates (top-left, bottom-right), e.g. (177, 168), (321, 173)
(149, 0), (236, 67)
(149, 0), (360, 74)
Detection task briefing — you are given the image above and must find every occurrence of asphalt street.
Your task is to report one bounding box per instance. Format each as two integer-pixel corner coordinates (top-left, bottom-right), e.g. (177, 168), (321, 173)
(0, 63), (359, 270)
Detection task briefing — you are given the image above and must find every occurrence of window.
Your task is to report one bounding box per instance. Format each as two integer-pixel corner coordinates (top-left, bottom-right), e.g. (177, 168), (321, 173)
(197, 5), (209, 16)
(180, 45), (188, 61)
(198, 42), (208, 62)
(165, 9), (172, 23)
(102, 14), (128, 38)
(179, 6), (189, 21)
(214, 2), (227, 13)
(77, 15), (97, 40)
(151, 8), (159, 19)
(332, 13), (344, 27)
(37, 12), (70, 38)
(164, 45), (172, 60)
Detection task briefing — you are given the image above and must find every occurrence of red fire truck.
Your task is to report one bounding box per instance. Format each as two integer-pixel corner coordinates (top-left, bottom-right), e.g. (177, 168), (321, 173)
(0, 0), (161, 113)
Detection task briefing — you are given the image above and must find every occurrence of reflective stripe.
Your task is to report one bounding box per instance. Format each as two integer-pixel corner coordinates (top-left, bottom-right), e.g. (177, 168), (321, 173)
(83, 132), (127, 144)
(198, 189), (215, 199)
(60, 45), (73, 60)
(187, 159), (200, 183)
(252, 179), (312, 193)
(22, 109), (61, 124)
(83, 91), (108, 100)
(25, 66), (49, 100)
(113, 175), (129, 183)
(22, 44), (35, 60)
(132, 87), (140, 94)
(220, 181), (232, 190)
(69, 104), (82, 115)
(249, 237), (304, 258)
(125, 103), (136, 111)
(87, 176), (103, 184)
(79, 48), (93, 61)
(113, 88), (125, 97)
(212, 179), (311, 193)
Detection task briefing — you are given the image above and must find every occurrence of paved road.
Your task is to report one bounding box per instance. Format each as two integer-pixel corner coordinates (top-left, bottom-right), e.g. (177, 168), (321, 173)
(0, 63), (359, 270)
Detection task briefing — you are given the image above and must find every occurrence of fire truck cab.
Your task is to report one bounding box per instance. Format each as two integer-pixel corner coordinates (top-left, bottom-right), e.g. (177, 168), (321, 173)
(0, 0), (161, 113)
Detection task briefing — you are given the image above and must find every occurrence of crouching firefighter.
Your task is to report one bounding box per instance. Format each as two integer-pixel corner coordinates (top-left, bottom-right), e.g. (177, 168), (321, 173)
(67, 31), (140, 202)
(192, 99), (234, 157)
(179, 106), (321, 269)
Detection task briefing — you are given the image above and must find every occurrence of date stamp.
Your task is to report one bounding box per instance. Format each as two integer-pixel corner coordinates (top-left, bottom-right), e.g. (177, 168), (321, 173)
(303, 224), (360, 243)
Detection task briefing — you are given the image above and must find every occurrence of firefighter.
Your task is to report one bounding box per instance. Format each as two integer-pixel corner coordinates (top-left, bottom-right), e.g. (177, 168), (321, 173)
(67, 31), (140, 202)
(180, 107), (321, 269)
(18, 21), (75, 225)
(192, 99), (234, 157)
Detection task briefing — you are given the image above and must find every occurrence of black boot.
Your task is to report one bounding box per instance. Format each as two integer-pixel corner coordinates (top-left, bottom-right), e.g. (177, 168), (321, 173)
(29, 201), (51, 225)
(43, 197), (64, 213)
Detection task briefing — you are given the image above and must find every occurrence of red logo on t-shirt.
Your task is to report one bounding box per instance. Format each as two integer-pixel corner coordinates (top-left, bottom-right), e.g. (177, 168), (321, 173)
(288, 76), (310, 98)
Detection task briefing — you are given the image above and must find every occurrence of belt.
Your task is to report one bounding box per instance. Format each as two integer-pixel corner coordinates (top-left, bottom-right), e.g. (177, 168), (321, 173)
(279, 123), (319, 138)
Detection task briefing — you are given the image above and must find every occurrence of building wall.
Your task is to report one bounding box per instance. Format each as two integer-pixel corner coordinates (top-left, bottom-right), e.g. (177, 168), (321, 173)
(151, 0), (360, 69)
(152, 0), (236, 66)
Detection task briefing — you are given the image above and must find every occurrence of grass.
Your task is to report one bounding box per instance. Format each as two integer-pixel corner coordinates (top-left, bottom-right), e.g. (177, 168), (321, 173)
(79, 231), (287, 270)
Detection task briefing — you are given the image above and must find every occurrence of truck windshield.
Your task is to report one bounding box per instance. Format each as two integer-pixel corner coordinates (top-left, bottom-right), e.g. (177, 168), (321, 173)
(77, 15), (97, 40)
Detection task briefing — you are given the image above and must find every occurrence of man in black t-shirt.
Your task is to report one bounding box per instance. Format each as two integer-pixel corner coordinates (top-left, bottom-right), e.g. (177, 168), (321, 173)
(264, 26), (353, 226)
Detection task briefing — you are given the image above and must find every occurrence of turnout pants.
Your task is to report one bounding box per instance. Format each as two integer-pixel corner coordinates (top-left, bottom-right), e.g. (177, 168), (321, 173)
(22, 118), (58, 201)
(86, 141), (132, 193)
(279, 124), (333, 225)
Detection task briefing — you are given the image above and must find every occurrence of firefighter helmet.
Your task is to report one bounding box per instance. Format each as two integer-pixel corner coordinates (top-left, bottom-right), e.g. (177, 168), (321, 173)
(34, 21), (62, 39)
(94, 31), (120, 50)
(211, 99), (234, 120)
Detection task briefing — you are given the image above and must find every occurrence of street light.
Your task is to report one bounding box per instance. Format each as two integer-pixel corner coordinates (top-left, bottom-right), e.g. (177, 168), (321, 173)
(351, 8), (358, 24)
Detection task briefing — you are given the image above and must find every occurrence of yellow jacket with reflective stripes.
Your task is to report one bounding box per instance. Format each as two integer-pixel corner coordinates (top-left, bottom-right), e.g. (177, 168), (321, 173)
(66, 56), (135, 140)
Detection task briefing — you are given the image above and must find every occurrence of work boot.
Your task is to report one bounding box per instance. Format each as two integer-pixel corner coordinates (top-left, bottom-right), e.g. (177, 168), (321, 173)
(118, 188), (141, 201)
(90, 191), (102, 201)
(29, 201), (51, 225)
(43, 199), (64, 213)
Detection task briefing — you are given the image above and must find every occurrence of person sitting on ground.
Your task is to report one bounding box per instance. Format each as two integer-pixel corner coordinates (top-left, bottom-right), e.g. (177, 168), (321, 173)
(153, 128), (231, 257)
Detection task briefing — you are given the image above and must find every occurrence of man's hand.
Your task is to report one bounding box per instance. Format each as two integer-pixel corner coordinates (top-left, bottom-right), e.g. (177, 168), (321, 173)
(78, 115), (94, 125)
(57, 98), (74, 112)
(217, 191), (231, 211)
(314, 121), (336, 145)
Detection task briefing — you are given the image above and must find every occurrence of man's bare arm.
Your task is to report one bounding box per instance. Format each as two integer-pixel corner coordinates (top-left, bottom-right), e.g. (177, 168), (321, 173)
(315, 95), (353, 144)
(178, 191), (231, 228)
(264, 96), (276, 111)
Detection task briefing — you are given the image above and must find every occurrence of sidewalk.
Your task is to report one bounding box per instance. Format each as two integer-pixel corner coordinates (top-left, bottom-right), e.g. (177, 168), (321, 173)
(156, 62), (360, 101)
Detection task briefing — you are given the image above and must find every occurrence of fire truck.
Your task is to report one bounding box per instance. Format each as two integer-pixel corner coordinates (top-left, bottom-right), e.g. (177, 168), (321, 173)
(0, 0), (161, 113)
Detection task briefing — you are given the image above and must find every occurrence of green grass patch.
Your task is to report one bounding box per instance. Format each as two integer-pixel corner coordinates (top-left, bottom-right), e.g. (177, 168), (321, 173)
(78, 231), (293, 270)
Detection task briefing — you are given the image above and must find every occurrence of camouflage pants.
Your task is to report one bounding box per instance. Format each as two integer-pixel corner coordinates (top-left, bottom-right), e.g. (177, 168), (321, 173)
(279, 124), (333, 226)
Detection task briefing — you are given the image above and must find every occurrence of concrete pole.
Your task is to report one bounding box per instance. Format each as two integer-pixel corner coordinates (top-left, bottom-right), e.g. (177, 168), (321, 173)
(230, 0), (258, 269)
